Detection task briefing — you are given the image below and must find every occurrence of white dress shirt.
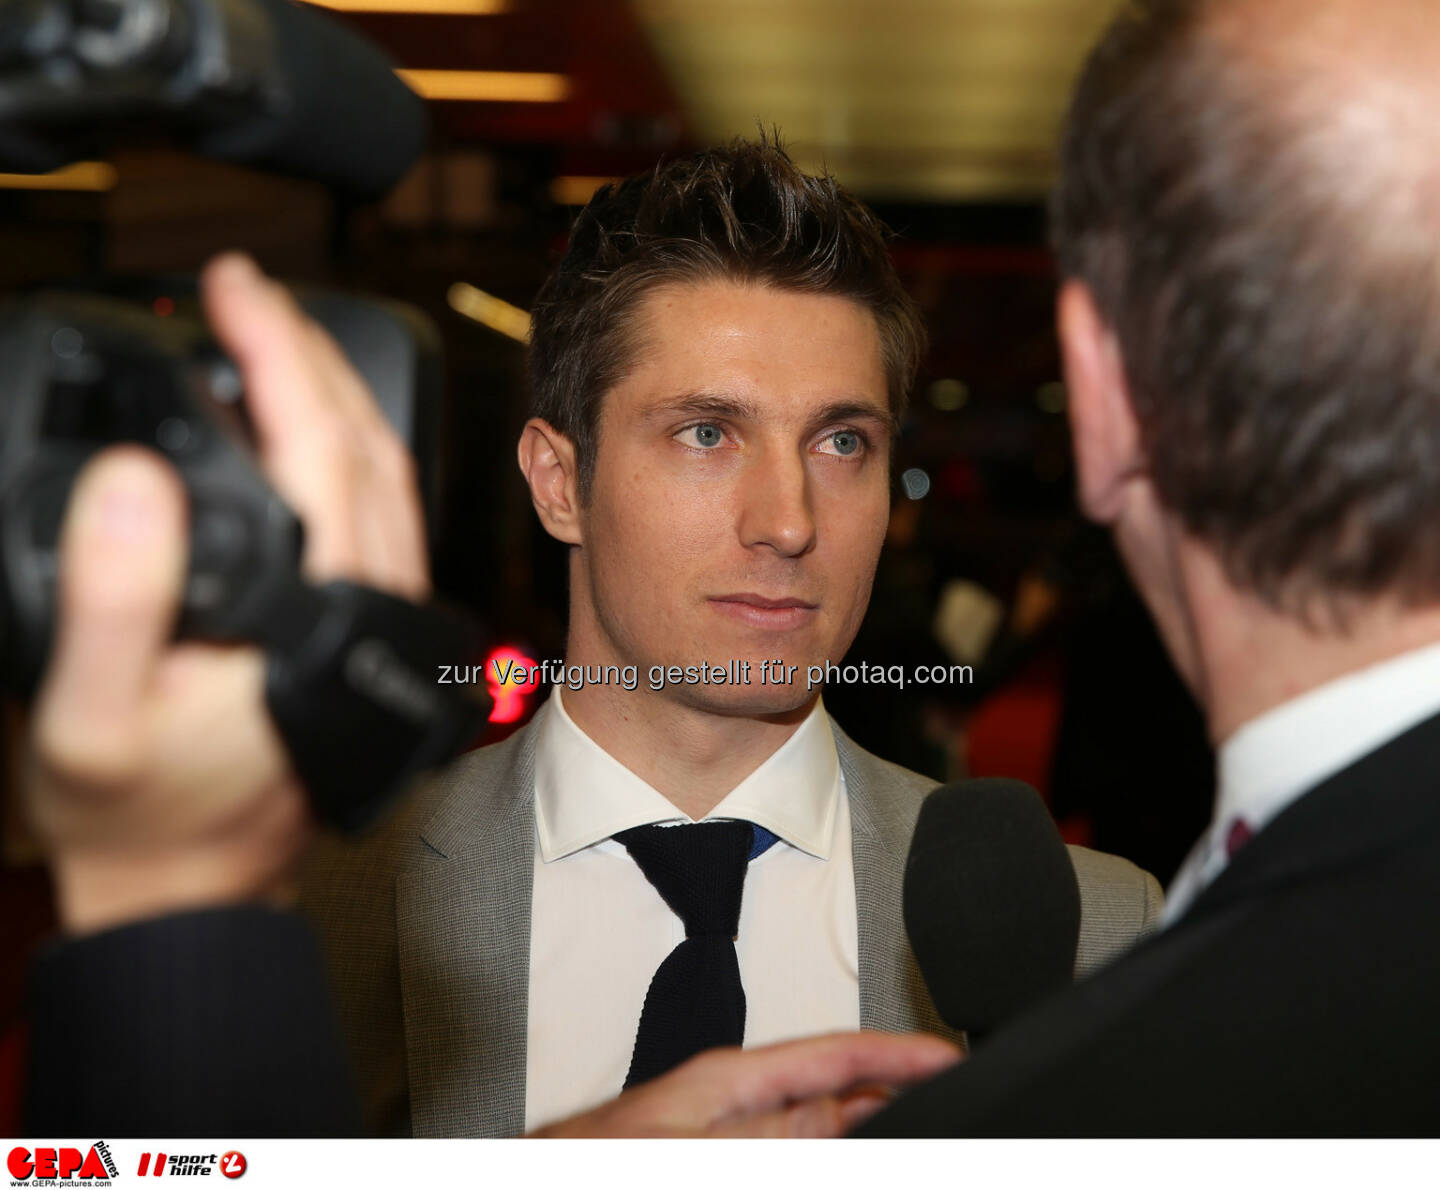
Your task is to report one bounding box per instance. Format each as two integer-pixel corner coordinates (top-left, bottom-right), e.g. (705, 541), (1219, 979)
(1163, 638), (1440, 925)
(523, 689), (859, 1131)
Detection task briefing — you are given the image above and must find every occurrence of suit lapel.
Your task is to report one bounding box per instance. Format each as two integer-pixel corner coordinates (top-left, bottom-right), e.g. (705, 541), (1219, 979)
(397, 727), (538, 1138)
(837, 726), (965, 1045)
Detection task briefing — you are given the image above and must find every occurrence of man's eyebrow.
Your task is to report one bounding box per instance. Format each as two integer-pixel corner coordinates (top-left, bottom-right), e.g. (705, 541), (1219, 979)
(639, 392), (763, 422)
(811, 399), (895, 430)
(639, 392), (894, 429)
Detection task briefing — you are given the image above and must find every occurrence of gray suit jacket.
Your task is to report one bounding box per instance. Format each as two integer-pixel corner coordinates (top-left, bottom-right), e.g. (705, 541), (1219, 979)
(300, 717), (1162, 1137)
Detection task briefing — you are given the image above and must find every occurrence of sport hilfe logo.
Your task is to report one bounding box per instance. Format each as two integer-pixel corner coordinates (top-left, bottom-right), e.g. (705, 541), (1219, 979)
(7, 1143), (119, 1182)
(135, 1153), (246, 1180)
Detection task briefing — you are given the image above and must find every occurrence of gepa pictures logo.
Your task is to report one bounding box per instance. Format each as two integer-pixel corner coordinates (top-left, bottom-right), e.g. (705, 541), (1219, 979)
(7, 1142), (118, 1184)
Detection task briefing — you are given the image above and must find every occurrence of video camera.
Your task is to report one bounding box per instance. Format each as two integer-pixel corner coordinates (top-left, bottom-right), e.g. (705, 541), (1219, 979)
(0, 0), (489, 831)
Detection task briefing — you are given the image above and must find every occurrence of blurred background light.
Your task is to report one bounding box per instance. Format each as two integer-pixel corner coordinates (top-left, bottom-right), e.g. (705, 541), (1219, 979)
(447, 282), (531, 342)
(396, 69), (571, 103)
(902, 468), (932, 500)
(1036, 381), (1068, 414)
(0, 162), (117, 191)
(304, 0), (508, 12)
(629, 0), (1120, 201)
(485, 645), (539, 724)
(549, 176), (620, 207)
(928, 379), (970, 412)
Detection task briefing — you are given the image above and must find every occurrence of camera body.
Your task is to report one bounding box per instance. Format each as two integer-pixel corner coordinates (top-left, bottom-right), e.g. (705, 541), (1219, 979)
(0, 293), (302, 693)
(0, 293), (488, 831)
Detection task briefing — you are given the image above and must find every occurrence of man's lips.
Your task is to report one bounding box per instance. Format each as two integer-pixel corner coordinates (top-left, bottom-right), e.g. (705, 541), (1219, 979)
(708, 594), (819, 629)
(714, 593), (817, 609)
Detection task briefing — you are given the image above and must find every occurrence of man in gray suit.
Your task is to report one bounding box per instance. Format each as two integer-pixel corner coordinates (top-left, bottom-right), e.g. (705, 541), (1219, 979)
(303, 139), (1162, 1137)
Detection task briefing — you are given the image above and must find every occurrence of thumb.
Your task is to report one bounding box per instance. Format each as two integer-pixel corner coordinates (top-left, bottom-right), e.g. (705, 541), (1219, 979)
(34, 447), (188, 782)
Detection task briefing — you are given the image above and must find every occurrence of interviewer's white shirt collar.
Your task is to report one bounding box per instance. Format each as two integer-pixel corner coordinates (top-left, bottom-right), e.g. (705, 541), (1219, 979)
(1164, 637), (1440, 925)
(1217, 636), (1440, 836)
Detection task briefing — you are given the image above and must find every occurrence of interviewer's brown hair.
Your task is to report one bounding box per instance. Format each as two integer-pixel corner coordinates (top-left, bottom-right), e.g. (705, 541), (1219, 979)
(1054, 0), (1440, 617)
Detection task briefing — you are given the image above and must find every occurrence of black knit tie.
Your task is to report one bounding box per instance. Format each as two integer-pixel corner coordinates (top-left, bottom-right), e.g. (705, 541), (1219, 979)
(615, 819), (756, 1088)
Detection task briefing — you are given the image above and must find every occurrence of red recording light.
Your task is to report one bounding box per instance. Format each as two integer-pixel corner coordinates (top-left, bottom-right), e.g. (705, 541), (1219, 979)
(486, 645), (538, 723)
(153, 296), (175, 317)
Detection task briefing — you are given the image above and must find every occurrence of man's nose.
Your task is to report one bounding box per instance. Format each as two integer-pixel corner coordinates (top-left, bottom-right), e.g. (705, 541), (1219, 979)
(737, 449), (817, 557)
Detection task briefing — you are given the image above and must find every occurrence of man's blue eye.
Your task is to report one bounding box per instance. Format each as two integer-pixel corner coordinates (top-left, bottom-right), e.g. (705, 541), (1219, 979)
(692, 424), (723, 448)
(831, 431), (860, 456)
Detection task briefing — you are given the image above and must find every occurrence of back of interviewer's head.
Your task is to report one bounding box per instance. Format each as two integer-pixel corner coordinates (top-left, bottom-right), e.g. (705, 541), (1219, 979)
(526, 134), (925, 498)
(1054, 0), (1440, 621)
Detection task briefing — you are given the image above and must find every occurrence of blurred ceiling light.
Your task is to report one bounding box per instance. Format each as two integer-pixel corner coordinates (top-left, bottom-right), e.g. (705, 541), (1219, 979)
(550, 176), (619, 207)
(448, 282), (531, 342)
(396, 69), (570, 103)
(929, 379), (970, 412)
(304, 0), (507, 12)
(0, 162), (117, 191)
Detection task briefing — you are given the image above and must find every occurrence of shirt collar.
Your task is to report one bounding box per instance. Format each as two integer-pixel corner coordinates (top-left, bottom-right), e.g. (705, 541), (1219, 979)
(1216, 637), (1440, 839)
(533, 688), (840, 863)
(1162, 637), (1440, 929)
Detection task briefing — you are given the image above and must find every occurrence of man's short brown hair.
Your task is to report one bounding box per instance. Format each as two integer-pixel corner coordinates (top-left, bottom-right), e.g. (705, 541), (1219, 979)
(1054, 0), (1440, 617)
(528, 137), (925, 496)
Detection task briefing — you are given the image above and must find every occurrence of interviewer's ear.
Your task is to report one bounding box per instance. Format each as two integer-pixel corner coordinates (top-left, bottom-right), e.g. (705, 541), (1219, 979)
(517, 418), (583, 545)
(1058, 281), (1144, 523)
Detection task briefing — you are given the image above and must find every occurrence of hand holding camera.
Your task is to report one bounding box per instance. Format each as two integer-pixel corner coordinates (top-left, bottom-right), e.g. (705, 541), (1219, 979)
(23, 253), (436, 933)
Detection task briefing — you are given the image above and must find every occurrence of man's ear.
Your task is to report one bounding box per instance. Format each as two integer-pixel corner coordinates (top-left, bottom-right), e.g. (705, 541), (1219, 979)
(517, 418), (584, 545)
(1058, 280), (1144, 523)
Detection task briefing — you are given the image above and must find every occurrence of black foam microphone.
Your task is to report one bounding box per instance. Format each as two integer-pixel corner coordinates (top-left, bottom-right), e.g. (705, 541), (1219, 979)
(0, 0), (426, 197)
(904, 778), (1081, 1041)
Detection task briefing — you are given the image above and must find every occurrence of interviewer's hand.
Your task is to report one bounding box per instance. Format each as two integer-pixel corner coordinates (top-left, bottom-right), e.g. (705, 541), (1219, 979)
(531, 1032), (962, 1138)
(24, 254), (429, 935)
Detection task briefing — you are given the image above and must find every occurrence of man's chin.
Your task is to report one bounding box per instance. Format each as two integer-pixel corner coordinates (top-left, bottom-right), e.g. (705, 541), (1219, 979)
(670, 681), (819, 722)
